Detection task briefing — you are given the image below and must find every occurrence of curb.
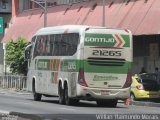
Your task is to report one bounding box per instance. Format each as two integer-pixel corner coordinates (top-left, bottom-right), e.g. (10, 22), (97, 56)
(131, 101), (160, 107)
(1, 111), (45, 120)
(0, 89), (32, 95)
(9, 91), (32, 95)
(9, 112), (43, 120)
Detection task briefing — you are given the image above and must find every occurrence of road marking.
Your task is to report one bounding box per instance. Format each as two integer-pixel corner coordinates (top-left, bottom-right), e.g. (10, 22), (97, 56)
(19, 102), (32, 105)
(60, 108), (76, 111)
(10, 101), (33, 105)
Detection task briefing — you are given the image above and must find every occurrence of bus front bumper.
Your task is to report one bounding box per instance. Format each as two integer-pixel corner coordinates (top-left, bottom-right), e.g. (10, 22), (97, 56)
(76, 84), (130, 100)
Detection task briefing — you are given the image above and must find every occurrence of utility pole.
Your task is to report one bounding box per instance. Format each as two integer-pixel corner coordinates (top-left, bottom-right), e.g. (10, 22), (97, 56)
(44, 0), (47, 27)
(30, 0), (47, 27)
(102, 0), (106, 27)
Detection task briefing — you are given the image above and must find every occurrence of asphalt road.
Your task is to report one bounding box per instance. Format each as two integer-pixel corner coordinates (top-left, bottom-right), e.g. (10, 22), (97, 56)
(0, 91), (160, 120)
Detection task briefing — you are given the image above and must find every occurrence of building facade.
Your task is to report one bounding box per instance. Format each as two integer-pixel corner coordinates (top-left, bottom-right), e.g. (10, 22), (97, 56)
(2, 0), (160, 74)
(0, 0), (12, 74)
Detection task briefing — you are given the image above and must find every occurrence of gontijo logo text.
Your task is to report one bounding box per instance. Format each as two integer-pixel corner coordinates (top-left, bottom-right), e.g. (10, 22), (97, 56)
(84, 33), (129, 47)
(85, 37), (115, 43)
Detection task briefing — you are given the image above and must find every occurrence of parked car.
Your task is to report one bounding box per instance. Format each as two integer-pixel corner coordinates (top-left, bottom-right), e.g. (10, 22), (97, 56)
(131, 73), (160, 101)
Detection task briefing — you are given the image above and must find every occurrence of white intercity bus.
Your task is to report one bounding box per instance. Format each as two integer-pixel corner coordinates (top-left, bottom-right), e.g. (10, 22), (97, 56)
(25, 25), (133, 107)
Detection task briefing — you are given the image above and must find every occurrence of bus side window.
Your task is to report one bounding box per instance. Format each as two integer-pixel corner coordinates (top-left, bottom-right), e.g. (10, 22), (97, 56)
(38, 37), (43, 56)
(61, 34), (69, 56)
(68, 33), (79, 55)
(46, 35), (51, 56)
(50, 33), (79, 56)
(33, 36), (41, 58)
(52, 35), (58, 56)
(53, 34), (61, 56)
(41, 35), (47, 56)
(41, 35), (50, 56)
(50, 35), (55, 56)
(30, 36), (36, 59)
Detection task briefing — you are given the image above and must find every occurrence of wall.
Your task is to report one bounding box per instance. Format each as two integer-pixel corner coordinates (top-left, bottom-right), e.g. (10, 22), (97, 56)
(0, 13), (11, 67)
(0, 43), (3, 74)
(0, 0), (12, 13)
(132, 35), (160, 74)
(12, 0), (19, 19)
(0, 0), (12, 74)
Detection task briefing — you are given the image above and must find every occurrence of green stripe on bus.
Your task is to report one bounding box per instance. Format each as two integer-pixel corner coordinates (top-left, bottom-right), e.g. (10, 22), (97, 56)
(37, 59), (132, 74)
(37, 59), (50, 70)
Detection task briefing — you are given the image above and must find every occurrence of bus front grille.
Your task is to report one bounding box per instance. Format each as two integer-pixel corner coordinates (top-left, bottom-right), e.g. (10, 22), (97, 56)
(87, 57), (125, 66)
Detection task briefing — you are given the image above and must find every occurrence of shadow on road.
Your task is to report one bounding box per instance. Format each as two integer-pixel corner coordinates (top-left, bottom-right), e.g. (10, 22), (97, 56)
(27, 98), (127, 109)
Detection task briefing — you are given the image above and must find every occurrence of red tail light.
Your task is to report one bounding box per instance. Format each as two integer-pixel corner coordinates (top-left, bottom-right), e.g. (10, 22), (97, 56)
(136, 85), (144, 90)
(123, 70), (132, 88)
(78, 68), (88, 87)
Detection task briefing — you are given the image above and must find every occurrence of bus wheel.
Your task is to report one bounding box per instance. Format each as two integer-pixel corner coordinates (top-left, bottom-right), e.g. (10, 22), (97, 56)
(58, 83), (65, 104)
(96, 100), (117, 108)
(64, 84), (78, 105)
(32, 80), (42, 101)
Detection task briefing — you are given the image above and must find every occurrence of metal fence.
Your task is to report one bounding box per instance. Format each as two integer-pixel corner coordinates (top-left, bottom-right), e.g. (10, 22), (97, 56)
(0, 75), (27, 90)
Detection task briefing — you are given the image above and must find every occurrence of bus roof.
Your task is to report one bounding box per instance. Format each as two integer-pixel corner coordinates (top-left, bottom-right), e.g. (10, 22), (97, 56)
(34, 25), (131, 36)
(35, 25), (89, 36)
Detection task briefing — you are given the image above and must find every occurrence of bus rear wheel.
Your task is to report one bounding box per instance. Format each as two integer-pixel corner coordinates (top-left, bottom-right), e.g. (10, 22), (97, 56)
(33, 92), (42, 101)
(58, 83), (65, 104)
(64, 84), (79, 105)
(32, 80), (42, 101)
(96, 100), (117, 107)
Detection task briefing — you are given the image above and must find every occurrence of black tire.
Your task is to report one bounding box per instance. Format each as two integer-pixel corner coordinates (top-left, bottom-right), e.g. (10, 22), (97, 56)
(64, 84), (79, 105)
(32, 80), (42, 101)
(58, 83), (65, 104)
(130, 93), (136, 101)
(96, 100), (117, 108)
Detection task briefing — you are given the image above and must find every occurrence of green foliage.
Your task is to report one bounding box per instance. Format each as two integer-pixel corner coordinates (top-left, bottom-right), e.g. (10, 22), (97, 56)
(6, 37), (29, 75)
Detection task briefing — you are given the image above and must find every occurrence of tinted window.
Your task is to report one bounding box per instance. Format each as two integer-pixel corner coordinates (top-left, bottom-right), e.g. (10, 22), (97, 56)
(30, 36), (36, 59)
(34, 35), (49, 57)
(51, 33), (79, 56)
(139, 73), (160, 91)
(140, 74), (158, 84)
(33, 33), (79, 57)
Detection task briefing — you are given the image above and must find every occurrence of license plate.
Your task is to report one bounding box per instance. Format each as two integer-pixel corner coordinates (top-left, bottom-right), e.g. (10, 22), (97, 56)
(101, 90), (110, 95)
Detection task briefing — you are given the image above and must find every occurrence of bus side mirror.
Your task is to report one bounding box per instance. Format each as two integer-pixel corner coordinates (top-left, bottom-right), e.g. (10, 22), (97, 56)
(25, 44), (32, 61)
(25, 50), (30, 60)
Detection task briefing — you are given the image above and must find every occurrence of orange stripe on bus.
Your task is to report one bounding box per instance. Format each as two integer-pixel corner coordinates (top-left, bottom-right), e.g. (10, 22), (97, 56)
(50, 59), (53, 70)
(56, 59), (60, 71)
(54, 59), (60, 84)
(115, 34), (123, 47)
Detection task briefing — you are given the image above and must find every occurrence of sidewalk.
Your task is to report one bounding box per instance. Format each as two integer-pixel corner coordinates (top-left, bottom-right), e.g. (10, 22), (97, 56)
(0, 88), (32, 95)
(131, 100), (160, 107)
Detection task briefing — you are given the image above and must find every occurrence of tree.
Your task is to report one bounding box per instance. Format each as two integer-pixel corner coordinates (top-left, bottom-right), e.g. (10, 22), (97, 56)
(6, 37), (29, 75)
